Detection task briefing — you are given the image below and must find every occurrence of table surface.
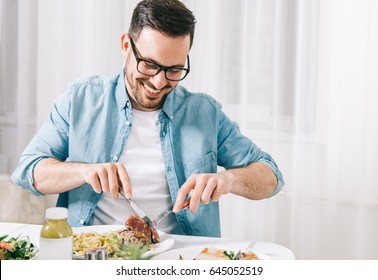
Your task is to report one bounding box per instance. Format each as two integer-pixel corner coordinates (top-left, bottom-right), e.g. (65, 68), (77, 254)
(0, 222), (295, 260)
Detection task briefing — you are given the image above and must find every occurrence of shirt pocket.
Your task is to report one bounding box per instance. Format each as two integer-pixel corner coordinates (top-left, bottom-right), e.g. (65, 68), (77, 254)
(183, 151), (217, 177)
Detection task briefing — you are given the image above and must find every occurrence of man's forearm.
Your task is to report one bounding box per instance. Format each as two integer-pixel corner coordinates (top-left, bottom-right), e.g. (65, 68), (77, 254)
(34, 159), (132, 198)
(225, 162), (278, 200)
(33, 158), (87, 194)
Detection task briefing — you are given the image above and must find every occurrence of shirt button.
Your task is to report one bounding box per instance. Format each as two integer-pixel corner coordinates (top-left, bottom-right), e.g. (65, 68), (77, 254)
(79, 219), (85, 225)
(113, 155), (118, 161)
(125, 121), (131, 126)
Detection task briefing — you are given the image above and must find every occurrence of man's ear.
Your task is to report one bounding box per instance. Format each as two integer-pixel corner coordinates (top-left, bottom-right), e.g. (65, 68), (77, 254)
(121, 33), (130, 59)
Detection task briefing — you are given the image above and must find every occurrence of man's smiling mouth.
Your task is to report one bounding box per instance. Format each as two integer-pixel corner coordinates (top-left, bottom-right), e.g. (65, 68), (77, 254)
(141, 81), (161, 95)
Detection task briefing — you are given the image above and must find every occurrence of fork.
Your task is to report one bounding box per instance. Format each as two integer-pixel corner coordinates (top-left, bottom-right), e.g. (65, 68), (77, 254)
(152, 199), (191, 226)
(120, 190), (190, 227)
(234, 241), (256, 260)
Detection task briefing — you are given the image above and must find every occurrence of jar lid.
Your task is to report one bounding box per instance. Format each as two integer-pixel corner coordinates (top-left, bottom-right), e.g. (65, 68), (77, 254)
(45, 207), (68, 220)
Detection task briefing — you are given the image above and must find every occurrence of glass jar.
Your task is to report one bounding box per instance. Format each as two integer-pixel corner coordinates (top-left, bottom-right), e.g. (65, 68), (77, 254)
(39, 207), (73, 260)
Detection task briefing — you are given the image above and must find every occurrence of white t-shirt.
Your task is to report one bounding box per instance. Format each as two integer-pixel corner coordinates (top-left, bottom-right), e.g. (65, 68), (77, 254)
(92, 109), (180, 234)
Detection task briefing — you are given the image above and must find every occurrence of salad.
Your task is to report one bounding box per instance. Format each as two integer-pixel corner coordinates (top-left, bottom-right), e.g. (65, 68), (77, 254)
(0, 234), (37, 260)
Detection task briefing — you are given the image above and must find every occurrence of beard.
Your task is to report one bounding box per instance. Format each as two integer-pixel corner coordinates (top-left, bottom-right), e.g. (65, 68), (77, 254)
(125, 71), (175, 111)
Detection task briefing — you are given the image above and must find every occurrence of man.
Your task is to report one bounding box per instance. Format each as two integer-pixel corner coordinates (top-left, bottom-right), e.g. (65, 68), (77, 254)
(11, 0), (284, 237)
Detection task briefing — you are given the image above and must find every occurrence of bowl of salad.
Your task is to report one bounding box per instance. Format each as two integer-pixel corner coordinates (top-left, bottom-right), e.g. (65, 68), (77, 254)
(0, 234), (38, 260)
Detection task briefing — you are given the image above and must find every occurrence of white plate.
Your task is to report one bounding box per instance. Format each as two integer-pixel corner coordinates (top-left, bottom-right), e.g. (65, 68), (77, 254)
(30, 246), (39, 260)
(2, 235), (39, 260)
(152, 242), (295, 260)
(151, 246), (275, 260)
(72, 225), (174, 259)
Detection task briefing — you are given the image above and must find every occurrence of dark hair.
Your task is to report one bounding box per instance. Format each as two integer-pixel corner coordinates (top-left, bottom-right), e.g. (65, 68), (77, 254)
(129, 0), (196, 48)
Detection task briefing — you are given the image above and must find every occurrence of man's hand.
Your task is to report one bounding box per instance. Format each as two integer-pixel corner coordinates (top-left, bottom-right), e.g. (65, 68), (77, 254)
(173, 173), (232, 213)
(83, 162), (132, 198)
(34, 159), (132, 197)
(172, 163), (278, 213)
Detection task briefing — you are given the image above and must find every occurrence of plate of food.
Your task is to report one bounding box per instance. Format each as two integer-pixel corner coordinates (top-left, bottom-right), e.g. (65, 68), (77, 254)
(151, 245), (275, 260)
(0, 234), (38, 260)
(72, 215), (174, 259)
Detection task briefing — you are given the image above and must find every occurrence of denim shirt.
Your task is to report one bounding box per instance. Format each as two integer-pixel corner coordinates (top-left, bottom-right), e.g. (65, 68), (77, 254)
(11, 70), (284, 237)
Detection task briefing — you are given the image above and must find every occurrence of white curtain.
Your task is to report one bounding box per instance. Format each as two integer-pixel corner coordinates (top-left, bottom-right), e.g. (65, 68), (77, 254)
(1, 0), (377, 259)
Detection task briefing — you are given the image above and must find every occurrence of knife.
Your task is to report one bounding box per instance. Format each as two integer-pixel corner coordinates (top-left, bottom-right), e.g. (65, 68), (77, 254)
(119, 190), (155, 227)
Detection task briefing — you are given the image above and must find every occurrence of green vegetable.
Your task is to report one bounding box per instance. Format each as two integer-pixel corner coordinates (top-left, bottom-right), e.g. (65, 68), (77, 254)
(0, 234), (8, 241)
(113, 244), (151, 260)
(223, 250), (235, 260)
(0, 235), (37, 260)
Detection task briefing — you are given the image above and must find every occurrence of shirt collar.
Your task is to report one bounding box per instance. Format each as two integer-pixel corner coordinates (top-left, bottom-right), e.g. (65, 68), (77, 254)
(116, 68), (175, 119)
(161, 88), (176, 121)
(115, 68), (130, 111)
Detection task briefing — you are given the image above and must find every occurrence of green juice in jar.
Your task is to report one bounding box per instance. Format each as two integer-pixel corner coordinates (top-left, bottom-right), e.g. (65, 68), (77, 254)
(39, 207), (73, 260)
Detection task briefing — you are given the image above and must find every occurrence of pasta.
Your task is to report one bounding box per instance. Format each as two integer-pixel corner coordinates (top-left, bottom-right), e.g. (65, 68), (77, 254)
(72, 230), (127, 258)
(72, 215), (159, 259)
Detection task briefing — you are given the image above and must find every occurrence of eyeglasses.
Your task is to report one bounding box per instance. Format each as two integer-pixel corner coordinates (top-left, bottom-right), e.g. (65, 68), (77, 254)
(129, 37), (190, 82)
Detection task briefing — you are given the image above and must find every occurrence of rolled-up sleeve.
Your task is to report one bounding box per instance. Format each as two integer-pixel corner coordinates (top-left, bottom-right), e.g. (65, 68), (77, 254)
(216, 105), (284, 197)
(258, 159), (284, 197)
(11, 92), (71, 196)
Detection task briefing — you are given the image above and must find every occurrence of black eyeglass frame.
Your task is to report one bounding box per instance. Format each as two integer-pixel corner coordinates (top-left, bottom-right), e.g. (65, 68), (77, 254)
(129, 37), (190, 82)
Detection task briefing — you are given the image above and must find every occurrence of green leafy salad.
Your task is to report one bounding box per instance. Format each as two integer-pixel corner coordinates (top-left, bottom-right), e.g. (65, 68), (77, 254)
(0, 234), (37, 260)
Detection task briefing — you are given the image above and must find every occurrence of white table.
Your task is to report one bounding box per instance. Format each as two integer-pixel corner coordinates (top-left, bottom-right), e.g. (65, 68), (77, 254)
(0, 222), (295, 260)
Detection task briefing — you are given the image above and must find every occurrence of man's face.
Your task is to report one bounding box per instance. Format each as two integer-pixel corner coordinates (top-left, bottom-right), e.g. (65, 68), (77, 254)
(121, 28), (191, 111)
